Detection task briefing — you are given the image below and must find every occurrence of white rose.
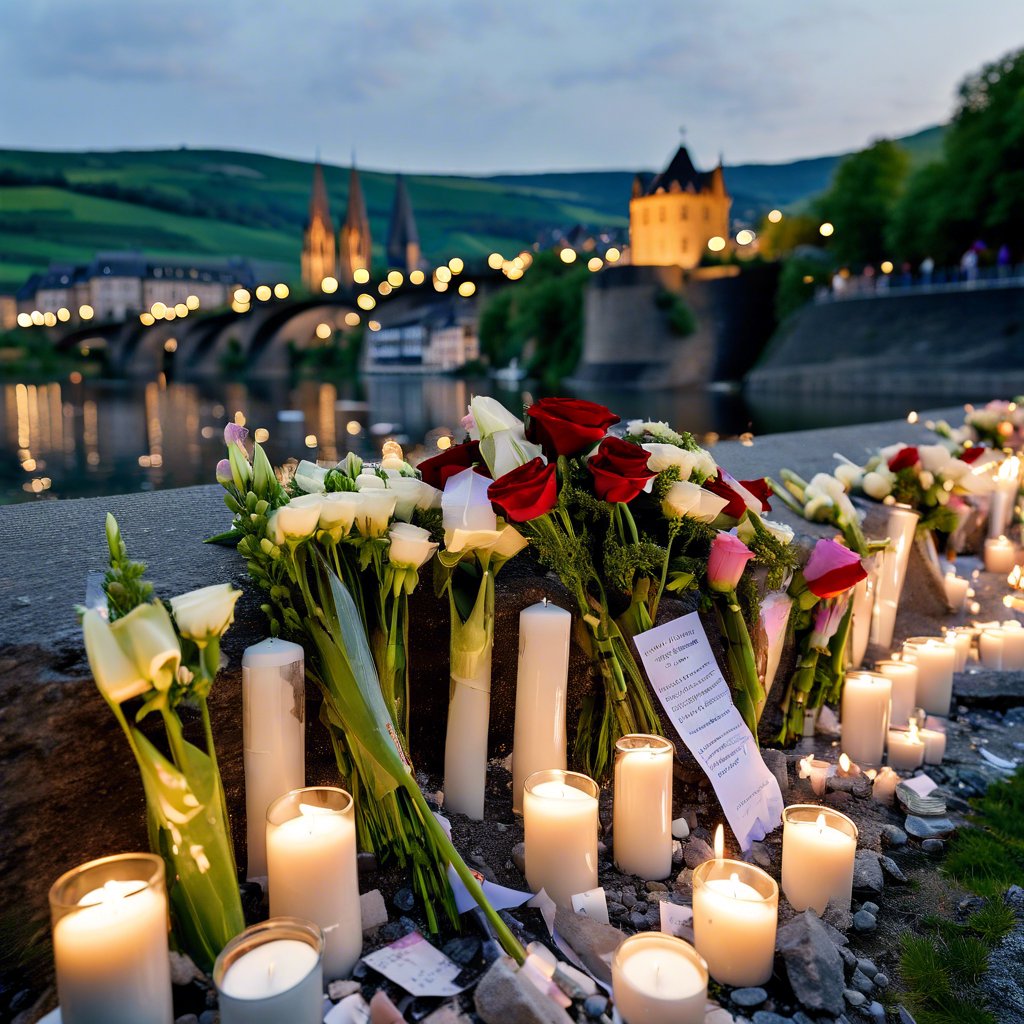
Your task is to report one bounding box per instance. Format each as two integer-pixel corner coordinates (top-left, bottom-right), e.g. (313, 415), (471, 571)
(356, 471), (386, 490)
(319, 492), (360, 534)
(352, 489), (397, 537)
(170, 583), (242, 643)
(274, 493), (323, 539)
(693, 448), (718, 480)
(643, 443), (699, 478)
(862, 470), (894, 500)
(918, 444), (952, 475)
(808, 473), (846, 502)
(293, 460), (327, 494)
(833, 463), (863, 489)
(82, 609), (150, 703)
(387, 477), (442, 522)
(110, 602), (181, 693)
(662, 480), (730, 522)
(387, 522), (438, 570)
(381, 455), (414, 474)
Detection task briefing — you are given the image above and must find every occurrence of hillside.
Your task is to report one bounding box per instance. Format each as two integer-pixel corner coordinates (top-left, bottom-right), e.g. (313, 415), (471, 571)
(0, 126), (945, 292)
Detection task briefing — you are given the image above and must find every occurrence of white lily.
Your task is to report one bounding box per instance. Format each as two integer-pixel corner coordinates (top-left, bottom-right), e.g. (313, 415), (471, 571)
(445, 525), (528, 559)
(352, 489), (397, 537)
(169, 583), (242, 643)
(387, 522), (438, 570)
(110, 602), (181, 693)
(356, 471), (387, 490)
(82, 609), (150, 703)
(661, 480), (730, 522)
(468, 396), (542, 478)
(293, 460), (328, 494)
(389, 476), (441, 522)
(442, 467), (497, 534)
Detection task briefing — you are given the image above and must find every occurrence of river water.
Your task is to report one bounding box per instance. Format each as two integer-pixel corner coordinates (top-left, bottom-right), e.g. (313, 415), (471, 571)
(0, 374), (955, 504)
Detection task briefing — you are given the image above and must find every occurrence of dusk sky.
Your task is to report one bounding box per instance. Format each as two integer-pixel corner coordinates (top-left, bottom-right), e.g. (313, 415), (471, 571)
(2, 1), (1022, 174)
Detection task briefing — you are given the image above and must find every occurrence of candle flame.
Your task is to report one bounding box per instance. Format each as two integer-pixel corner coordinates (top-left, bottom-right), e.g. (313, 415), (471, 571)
(729, 871), (741, 898)
(381, 439), (404, 461)
(839, 753), (851, 773)
(815, 812), (826, 833)
(909, 720), (920, 742)
(866, 769), (877, 781)
(714, 824), (724, 860)
(997, 456), (1021, 484)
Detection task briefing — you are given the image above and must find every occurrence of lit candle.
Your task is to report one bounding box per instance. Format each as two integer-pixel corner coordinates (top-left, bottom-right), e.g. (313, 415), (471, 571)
(797, 755), (833, 796)
(943, 627), (973, 672)
(980, 628), (1005, 669)
(523, 769), (599, 906)
(887, 722), (926, 771)
(49, 853), (173, 1024)
(875, 659), (918, 727)
(870, 504), (920, 649)
(781, 805), (858, 914)
(871, 766), (900, 805)
(988, 457), (1020, 538)
(215, 918), (324, 1024)
(266, 788), (361, 981)
(841, 671), (892, 766)
(611, 933), (708, 1024)
(613, 735), (674, 880)
(243, 638), (306, 879)
(691, 828), (778, 987)
(902, 637), (955, 715)
(943, 572), (970, 612)
(920, 721), (947, 765)
(984, 536), (1016, 574)
(512, 600), (572, 814)
(999, 621), (1024, 669)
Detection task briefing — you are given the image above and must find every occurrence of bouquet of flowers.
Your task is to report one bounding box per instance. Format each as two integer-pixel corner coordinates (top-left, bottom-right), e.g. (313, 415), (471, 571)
(932, 399), (1024, 451)
(80, 515), (244, 971)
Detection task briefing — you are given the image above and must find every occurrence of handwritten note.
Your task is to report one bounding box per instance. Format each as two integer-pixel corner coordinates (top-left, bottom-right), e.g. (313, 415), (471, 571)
(571, 886), (609, 924)
(658, 900), (694, 938)
(634, 611), (783, 849)
(361, 932), (466, 997)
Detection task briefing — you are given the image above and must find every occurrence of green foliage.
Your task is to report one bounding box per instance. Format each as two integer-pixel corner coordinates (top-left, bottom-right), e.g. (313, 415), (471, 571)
(774, 257), (831, 322)
(900, 933), (997, 1024)
(757, 213), (822, 259)
(654, 288), (697, 337)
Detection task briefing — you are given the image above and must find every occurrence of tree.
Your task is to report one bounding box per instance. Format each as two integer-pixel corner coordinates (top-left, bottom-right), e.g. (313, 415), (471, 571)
(816, 139), (909, 266)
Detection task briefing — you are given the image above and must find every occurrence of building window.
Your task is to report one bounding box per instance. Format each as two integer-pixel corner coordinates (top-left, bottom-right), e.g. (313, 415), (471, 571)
(680, 206), (688, 221)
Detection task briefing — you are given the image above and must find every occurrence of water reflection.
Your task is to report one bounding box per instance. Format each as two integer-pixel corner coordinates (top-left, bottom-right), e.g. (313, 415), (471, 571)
(0, 374), (947, 504)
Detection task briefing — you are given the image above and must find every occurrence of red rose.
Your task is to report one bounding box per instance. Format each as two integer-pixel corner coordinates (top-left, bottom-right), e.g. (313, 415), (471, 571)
(803, 538), (867, 599)
(526, 397), (620, 457)
(487, 457), (559, 522)
(960, 446), (986, 464)
(702, 470), (767, 520)
(588, 437), (655, 503)
(887, 446), (920, 473)
(739, 477), (773, 512)
(417, 441), (486, 489)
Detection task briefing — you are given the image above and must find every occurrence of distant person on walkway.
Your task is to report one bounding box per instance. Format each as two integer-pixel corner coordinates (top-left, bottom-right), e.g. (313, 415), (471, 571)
(862, 264), (876, 292)
(920, 256), (935, 285)
(831, 270), (847, 296)
(961, 248), (979, 285)
(998, 244), (1012, 278)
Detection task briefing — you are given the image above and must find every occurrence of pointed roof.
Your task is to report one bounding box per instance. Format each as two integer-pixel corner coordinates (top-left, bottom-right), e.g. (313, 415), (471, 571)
(342, 161), (370, 240)
(642, 146), (722, 196)
(387, 175), (420, 266)
(306, 161), (333, 229)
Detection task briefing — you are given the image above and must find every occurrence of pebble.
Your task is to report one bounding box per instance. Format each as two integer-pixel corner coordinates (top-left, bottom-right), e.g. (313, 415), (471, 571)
(393, 887), (415, 912)
(838, 946), (858, 970)
(683, 838), (715, 869)
(442, 936), (481, 966)
(874, 973), (889, 989)
(749, 843), (771, 870)
(861, 901), (880, 915)
(628, 911), (649, 929)
(607, 901), (626, 918)
(705, 1009), (737, 1024)
(850, 968), (875, 994)
(672, 817), (691, 840)
(583, 995), (608, 1018)
(880, 855), (908, 883)
(511, 842), (526, 875)
(621, 888), (637, 909)
(752, 1013), (791, 1024)
(857, 959), (878, 979)
(174, 1016), (199, 1024)
(792, 1015), (816, 1024)
(844, 989), (867, 1007)
(731, 987), (768, 1008)
(922, 838), (945, 854)
(198, 1013), (217, 1024)
(881, 824), (908, 847)
(356, 851), (379, 873)
(852, 851), (884, 894)
(672, 840), (684, 866)
(328, 980), (362, 1001)
(169, 951), (204, 986)
(645, 880), (668, 892)
(853, 910), (877, 932)
(868, 1000), (886, 1022)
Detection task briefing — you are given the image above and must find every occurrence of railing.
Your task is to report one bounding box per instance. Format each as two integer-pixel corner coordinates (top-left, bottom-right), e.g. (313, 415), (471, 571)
(815, 264), (1024, 303)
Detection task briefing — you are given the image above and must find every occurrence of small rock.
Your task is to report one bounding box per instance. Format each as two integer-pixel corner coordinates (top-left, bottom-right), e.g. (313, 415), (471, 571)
(705, 1009), (736, 1024)
(898, 1006), (919, 1024)
(874, 973), (889, 988)
(881, 824), (908, 847)
(169, 951), (204, 987)
(423, 1007), (474, 1024)
(607, 901), (627, 918)
(329, 979), (362, 1001)
(198, 1014), (217, 1024)
(369, 990), (406, 1024)
(511, 842), (526, 876)
(850, 968), (875, 994)
(360, 889), (389, 932)
(674, 868), (693, 893)
(672, 840), (684, 866)
(357, 851), (379, 873)
(752, 1013), (790, 1024)
(881, 856), (908, 883)
(553, 905), (626, 986)
(761, 747), (789, 795)
(861, 901), (880, 916)
(857, 959), (878, 979)
(844, 989), (866, 1007)
(672, 817), (691, 840)
(905, 816), (955, 840)
(868, 1000), (886, 1022)
(553, 962), (597, 999)
(839, 945), (858, 970)
(620, 890), (637, 909)
(646, 880), (668, 892)
(683, 838), (715, 869)
(474, 958), (572, 1024)
(393, 887), (416, 913)
(853, 911), (877, 933)
(731, 987), (768, 1008)
(922, 838), (945, 854)
(775, 910), (846, 1016)
(852, 851), (884, 894)
(628, 911), (649, 930)
(442, 936), (482, 967)
(749, 843), (771, 870)
(792, 1014), (815, 1024)
(583, 995), (608, 1018)
(174, 1016), (199, 1024)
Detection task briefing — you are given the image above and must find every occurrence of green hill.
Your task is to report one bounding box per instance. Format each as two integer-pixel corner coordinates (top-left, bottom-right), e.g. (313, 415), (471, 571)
(0, 127), (945, 293)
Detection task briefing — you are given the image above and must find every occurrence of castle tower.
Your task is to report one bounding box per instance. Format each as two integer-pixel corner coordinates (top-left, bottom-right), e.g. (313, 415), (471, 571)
(386, 175), (422, 274)
(629, 146), (731, 269)
(339, 160), (372, 287)
(301, 161), (337, 291)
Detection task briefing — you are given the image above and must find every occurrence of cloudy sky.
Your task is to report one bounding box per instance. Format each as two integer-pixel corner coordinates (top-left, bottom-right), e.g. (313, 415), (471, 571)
(2, 1), (1021, 174)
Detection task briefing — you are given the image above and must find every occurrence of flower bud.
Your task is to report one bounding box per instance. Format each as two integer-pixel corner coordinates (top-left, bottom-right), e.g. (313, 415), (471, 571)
(387, 522), (438, 570)
(169, 583), (242, 643)
(82, 609), (150, 704)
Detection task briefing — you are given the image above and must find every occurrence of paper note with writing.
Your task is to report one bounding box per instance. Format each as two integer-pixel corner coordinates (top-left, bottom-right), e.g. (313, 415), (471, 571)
(659, 900), (694, 938)
(571, 886), (609, 924)
(634, 611), (783, 849)
(361, 932), (466, 997)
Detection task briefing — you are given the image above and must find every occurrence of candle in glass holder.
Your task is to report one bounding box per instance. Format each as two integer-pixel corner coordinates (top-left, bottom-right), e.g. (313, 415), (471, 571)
(215, 918), (324, 1024)
(781, 805), (858, 914)
(841, 672), (892, 766)
(871, 504), (920, 649)
(943, 627), (973, 673)
(902, 638), (955, 715)
(999, 621), (1024, 670)
(871, 766), (900, 805)
(611, 933), (708, 1024)
(980, 628), (1005, 669)
(613, 735), (674, 880)
(243, 637), (305, 879)
(692, 856), (778, 986)
(49, 853), (173, 1024)
(874, 659), (918, 728)
(887, 723), (926, 770)
(943, 572), (970, 612)
(523, 769), (599, 906)
(266, 788), (361, 980)
(797, 755), (833, 796)
(984, 536), (1016, 574)
(512, 600), (571, 814)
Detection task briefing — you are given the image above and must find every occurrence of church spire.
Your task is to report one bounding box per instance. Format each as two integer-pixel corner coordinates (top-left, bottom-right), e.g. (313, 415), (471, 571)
(301, 159), (337, 292)
(339, 157), (372, 287)
(386, 175), (422, 273)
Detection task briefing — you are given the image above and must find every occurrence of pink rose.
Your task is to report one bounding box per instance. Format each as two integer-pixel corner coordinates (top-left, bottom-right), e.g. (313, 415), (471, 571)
(804, 538), (867, 599)
(707, 531), (755, 593)
(809, 592), (852, 650)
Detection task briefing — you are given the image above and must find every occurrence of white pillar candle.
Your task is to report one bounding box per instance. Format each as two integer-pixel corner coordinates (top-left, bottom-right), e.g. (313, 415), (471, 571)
(781, 805), (858, 914)
(887, 726), (926, 771)
(989, 457), (1020, 538)
(849, 559), (877, 669)
(523, 770), (599, 906)
(215, 918), (324, 1024)
(243, 638), (306, 880)
(613, 735), (674, 880)
(874, 660), (918, 728)
(692, 859), (778, 987)
(49, 854), (173, 1024)
(841, 672), (892, 766)
(871, 766), (900, 805)
(902, 638), (955, 715)
(943, 572), (970, 612)
(512, 600), (572, 814)
(920, 727), (947, 765)
(999, 621), (1024, 669)
(611, 933), (708, 1024)
(943, 628), (973, 673)
(870, 504), (920, 649)
(979, 628), (1005, 669)
(984, 536), (1016, 574)
(266, 788), (362, 981)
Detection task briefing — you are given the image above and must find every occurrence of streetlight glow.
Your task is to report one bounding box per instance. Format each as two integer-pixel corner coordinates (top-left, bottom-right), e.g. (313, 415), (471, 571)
(819, 222), (834, 237)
